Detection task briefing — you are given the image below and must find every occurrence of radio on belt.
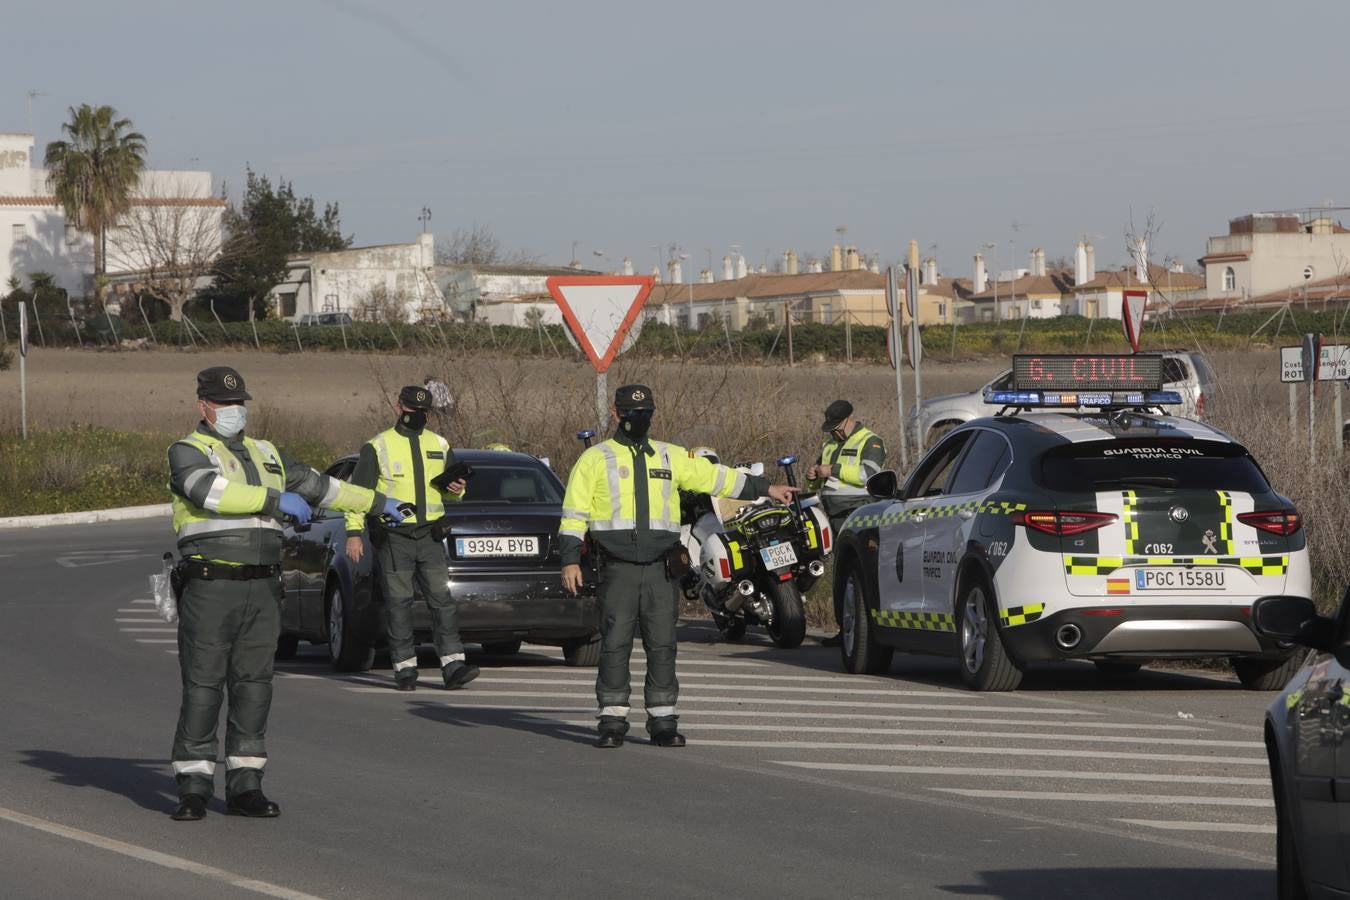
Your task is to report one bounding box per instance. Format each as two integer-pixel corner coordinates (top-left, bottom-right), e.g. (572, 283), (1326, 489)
(983, 353), (1183, 409)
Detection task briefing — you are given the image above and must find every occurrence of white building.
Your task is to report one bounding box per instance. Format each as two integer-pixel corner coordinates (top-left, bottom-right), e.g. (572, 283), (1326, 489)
(0, 132), (221, 299)
(271, 233), (446, 323)
(1199, 211), (1350, 302)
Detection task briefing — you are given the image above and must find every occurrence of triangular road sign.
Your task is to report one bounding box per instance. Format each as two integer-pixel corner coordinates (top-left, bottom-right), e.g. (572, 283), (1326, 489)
(1121, 289), (1147, 353)
(546, 276), (655, 373)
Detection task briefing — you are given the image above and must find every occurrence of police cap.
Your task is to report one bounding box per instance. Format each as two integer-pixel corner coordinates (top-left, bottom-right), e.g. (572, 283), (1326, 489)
(821, 399), (853, 433)
(614, 384), (656, 411)
(197, 366), (252, 403)
(398, 385), (434, 410)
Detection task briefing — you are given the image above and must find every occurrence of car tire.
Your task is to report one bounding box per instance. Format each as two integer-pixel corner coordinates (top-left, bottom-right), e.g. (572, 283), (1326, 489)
(327, 580), (374, 673)
(563, 634), (601, 667)
(1094, 661), (1142, 678)
(275, 634), (300, 660)
(765, 581), (806, 649)
(956, 577), (1023, 691)
(1234, 654), (1304, 691)
(1271, 747), (1309, 900)
(839, 563), (893, 675)
(482, 640), (523, 656)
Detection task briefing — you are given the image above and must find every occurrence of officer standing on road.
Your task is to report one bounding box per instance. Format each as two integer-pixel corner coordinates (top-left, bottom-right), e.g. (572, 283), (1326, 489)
(168, 366), (403, 822)
(345, 386), (479, 692)
(806, 399), (886, 646)
(559, 384), (798, 749)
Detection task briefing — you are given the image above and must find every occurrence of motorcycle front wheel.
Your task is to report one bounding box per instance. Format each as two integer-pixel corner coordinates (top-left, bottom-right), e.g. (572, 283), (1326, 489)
(765, 580), (806, 649)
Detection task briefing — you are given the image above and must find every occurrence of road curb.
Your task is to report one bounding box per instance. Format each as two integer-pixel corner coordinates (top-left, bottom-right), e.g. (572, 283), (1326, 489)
(0, 504), (173, 531)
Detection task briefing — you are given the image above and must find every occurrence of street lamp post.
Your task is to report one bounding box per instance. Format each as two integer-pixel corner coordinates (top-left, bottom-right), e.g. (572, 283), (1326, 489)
(983, 243), (997, 322)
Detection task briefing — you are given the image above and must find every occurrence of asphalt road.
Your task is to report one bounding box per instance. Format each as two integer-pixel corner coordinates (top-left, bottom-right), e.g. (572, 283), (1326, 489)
(0, 518), (1280, 899)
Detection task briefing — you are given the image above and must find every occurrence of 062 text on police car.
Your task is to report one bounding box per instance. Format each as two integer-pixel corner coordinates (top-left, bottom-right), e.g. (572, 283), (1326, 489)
(1134, 568), (1226, 590)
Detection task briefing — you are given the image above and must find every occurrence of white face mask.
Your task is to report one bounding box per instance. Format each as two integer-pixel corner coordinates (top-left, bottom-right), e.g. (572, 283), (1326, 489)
(211, 405), (247, 438)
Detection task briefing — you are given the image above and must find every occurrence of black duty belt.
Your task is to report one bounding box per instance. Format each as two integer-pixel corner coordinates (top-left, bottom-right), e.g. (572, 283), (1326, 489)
(181, 561), (282, 581)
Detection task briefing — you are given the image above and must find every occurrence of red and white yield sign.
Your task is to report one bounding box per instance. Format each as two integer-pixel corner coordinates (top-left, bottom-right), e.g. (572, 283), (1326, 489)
(546, 276), (655, 373)
(1121, 289), (1147, 353)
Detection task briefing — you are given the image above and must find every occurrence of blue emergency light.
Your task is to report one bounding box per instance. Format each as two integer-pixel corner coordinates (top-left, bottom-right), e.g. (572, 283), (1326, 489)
(984, 388), (1182, 408)
(777, 455), (798, 467)
(985, 354), (1182, 410)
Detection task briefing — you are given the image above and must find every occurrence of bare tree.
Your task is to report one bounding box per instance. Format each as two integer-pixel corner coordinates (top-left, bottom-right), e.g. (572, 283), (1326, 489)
(105, 181), (227, 321)
(353, 282), (412, 323)
(435, 222), (542, 266)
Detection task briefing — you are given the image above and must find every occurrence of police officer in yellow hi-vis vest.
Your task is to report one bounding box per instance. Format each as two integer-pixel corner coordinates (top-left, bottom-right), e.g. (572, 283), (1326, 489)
(560, 384), (798, 748)
(168, 367), (403, 821)
(345, 386), (479, 692)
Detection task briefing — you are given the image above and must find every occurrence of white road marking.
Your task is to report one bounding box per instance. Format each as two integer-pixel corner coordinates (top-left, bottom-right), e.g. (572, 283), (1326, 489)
(120, 628), (178, 633)
(553, 722), (1261, 748)
(1119, 819), (1276, 835)
(55, 551), (152, 568)
(130, 599), (155, 604)
(116, 609), (155, 613)
(489, 659), (769, 669)
(771, 762), (1269, 786)
(469, 677), (983, 698)
(115, 618), (166, 623)
(0, 805), (326, 899)
(136, 639), (178, 644)
(933, 788), (1271, 808)
(341, 689), (1090, 714)
(689, 740), (1267, 765)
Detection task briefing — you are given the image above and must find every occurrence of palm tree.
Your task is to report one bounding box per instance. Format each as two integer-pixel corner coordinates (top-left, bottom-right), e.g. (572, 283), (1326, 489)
(44, 104), (147, 300)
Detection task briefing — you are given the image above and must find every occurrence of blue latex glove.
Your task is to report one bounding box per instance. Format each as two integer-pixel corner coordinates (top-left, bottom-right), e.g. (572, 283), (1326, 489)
(278, 492), (312, 525)
(383, 498), (408, 525)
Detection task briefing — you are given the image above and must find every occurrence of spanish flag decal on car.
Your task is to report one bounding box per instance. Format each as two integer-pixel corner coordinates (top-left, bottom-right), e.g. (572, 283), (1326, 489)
(1106, 577), (1131, 595)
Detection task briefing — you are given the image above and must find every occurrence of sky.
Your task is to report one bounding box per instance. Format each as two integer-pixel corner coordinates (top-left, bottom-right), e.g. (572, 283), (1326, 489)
(5, 0), (1350, 278)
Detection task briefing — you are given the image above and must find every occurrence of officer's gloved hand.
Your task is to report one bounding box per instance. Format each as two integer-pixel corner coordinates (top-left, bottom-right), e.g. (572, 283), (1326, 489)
(382, 499), (408, 524)
(278, 492), (313, 525)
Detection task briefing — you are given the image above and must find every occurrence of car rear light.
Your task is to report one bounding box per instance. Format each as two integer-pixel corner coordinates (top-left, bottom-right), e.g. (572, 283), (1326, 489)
(1196, 392), (1207, 417)
(1013, 510), (1118, 535)
(1081, 608), (1124, 616)
(1237, 509), (1302, 536)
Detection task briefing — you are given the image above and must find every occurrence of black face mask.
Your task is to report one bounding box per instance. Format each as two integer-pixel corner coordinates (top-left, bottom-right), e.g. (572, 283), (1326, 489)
(400, 410), (427, 431)
(620, 410), (653, 441)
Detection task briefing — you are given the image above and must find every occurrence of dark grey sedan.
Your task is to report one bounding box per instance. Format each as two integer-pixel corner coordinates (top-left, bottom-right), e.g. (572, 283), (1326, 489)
(1255, 584), (1350, 898)
(277, 449), (600, 671)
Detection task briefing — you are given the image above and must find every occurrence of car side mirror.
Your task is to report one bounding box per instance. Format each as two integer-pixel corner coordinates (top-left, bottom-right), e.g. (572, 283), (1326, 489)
(866, 470), (898, 499)
(1252, 595), (1335, 651)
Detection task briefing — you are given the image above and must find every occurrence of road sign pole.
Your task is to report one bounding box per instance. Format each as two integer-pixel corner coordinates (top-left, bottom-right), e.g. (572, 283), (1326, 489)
(595, 372), (608, 436)
(1288, 382), (1296, 433)
(1336, 383), (1344, 458)
(887, 267), (909, 472)
(1309, 378), (1316, 465)
(908, 241), (923, 458)
(18, 301), (28, 441)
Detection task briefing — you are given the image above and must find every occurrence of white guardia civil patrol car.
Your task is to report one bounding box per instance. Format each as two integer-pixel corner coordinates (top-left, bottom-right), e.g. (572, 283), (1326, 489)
(832, 353), (1312, 691)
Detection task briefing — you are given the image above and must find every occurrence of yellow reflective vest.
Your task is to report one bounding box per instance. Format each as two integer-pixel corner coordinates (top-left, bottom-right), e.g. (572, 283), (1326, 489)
(559, 436), (764, 564)
(344, 426), (463, 533)
(809, 425), (885, 491)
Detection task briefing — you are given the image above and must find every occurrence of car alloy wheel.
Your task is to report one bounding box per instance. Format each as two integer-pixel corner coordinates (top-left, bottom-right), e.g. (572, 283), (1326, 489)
(328, 586), (345, 659)
(961, 586), (988, 675)
(840, 578), (858, 659)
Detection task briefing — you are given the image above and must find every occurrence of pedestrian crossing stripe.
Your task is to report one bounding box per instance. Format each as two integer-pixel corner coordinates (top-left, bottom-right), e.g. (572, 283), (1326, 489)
(1063, 556), (1289, 576)
(871, 609), (956, 632)
(848, 500), (1028, 529)
(999, 604), (1045, 627)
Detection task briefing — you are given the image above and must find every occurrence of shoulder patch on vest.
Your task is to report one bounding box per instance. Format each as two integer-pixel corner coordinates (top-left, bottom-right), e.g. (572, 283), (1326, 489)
(649, 468), (672, 480)
(841, 449), (859, 457)
(263, 462), (283, 475)
(427, 450), (445, 459)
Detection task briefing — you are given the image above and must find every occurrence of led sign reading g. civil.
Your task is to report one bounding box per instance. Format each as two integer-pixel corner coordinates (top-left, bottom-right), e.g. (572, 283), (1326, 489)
(1012, 354), (1164, 392)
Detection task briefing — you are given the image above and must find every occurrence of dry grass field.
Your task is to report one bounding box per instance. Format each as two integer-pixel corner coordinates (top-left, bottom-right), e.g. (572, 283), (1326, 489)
(1, 345), (1346, 606)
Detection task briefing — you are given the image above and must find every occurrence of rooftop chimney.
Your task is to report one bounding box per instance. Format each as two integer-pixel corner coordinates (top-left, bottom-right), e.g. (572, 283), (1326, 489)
(722, 255), (734, 281)
(669, 259), (683, 284)
(1074, 241), (1088, 286)
(868, 258), (880, 274)
(974, 253), (988, 293)
(844, 246), (860, 270)
(1085, 243), (1096, 282)
(1029, 248), (1046, 277)
(807, 258), (824, 273)
(622, 257), (634, 276)
(735, 254), (748, 279)
(922, 256), (937, 285)
(651, 265), (661, 283)
(1133, 239), (1148, 284)
(785, 248), (799, 275)
(830, 244), (843, 272)
(700, 268), (714, 284)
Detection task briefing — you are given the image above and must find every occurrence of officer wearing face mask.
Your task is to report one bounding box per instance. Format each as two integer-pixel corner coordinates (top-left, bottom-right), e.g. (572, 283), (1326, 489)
(559, 384), (799, 749)
(167, 366), (404, 822)
(806, 399), (886, 646)
(345, 386), (478, 692)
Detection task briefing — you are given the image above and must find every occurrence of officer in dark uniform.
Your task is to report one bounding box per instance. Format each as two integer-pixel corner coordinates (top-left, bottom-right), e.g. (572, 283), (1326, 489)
(559, 385), (798, 748)
(345, 386), (479, 691)
(167, 367), (403, 821)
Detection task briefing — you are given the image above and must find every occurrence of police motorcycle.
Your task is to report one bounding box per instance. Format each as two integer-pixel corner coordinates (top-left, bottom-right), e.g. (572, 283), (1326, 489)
(679, 450), (833, 649)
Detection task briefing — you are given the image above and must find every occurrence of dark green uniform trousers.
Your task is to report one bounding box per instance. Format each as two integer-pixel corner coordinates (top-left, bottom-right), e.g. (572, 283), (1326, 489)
(596, 558), (679, 735)
(171, 575), (280, 800)
(375, 529), (463, 666)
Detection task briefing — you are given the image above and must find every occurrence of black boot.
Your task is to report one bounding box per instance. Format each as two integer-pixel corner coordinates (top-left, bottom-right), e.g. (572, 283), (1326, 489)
(596, 714), (629, 748)
(394, 668), (418, 691)
(171, 794), (207, 821)
(596, 732), (624, 749)
(226, 790), (281, 818)
(442, 660), (480, 690)
(647, 716), (686, 748)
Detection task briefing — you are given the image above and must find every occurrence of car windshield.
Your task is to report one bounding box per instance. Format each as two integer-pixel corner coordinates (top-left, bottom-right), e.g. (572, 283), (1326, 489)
(1037, 439), (1271, 493)
(461, 463), (563, 504)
